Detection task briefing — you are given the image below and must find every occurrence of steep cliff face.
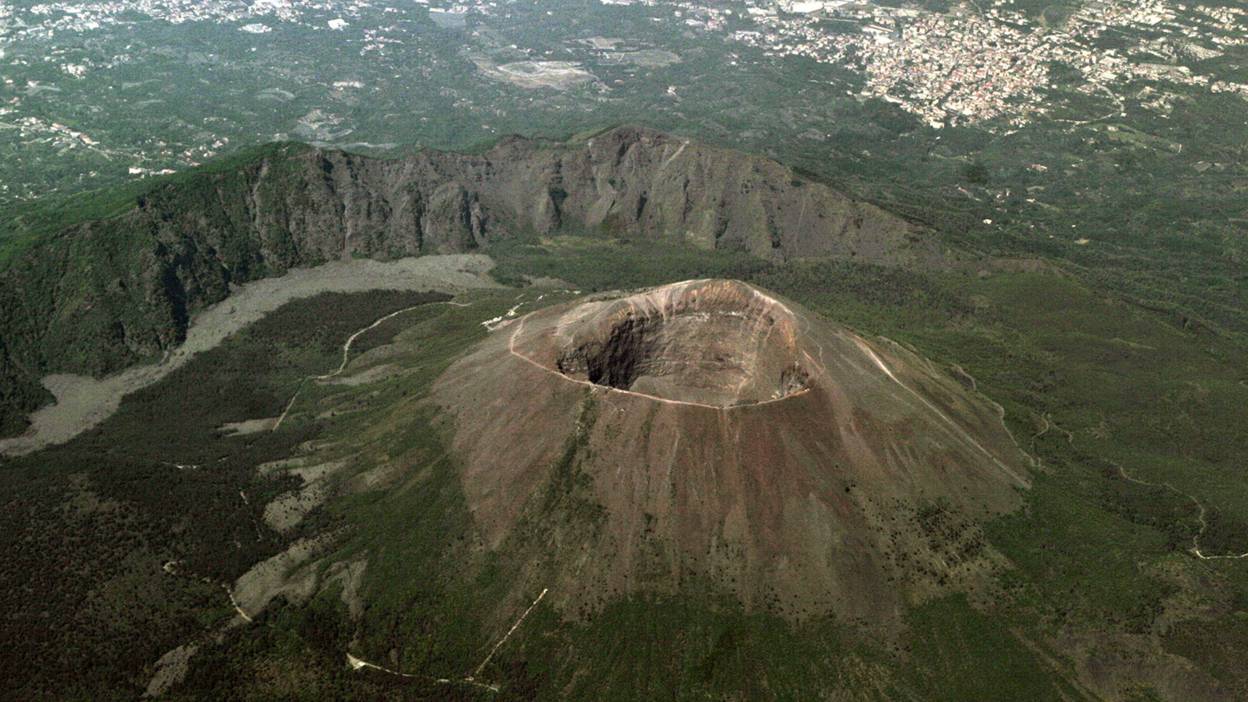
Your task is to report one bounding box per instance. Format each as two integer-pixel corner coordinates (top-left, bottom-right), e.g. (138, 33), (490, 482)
(0, 126), (942, 435)
(472, 128), (939, 263)
(117, 125), (937, 267)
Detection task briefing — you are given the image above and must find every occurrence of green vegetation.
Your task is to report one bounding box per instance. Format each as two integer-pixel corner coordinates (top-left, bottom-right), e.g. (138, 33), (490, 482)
(483, 236), (1248, 696)
(904, 595), (1073, 700)
(0, 143), (302, 268)
(0, 289), (447, 698)
(3, 212), (1247, 698)
(0, 113), (1244, 696)
(0, 0), (1245, 692)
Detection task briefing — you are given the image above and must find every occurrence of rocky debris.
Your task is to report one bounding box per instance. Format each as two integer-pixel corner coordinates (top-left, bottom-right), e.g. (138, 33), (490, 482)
(0, 256), (496, 453)
(260, 459), (349, 533)
(232, 535), (331, 617)
(142, 643), (199, 698)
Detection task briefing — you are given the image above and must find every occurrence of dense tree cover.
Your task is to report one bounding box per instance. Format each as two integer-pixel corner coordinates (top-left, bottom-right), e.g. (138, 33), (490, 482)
(0, 290), (444, 698)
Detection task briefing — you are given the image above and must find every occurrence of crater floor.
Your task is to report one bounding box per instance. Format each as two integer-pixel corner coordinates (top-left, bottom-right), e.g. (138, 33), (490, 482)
(552, 280), (811, 407)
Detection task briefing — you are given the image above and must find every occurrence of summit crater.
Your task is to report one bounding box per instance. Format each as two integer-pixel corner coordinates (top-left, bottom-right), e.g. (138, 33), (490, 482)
(549, 280), (811, 407)
(433, 280), (1032, 623)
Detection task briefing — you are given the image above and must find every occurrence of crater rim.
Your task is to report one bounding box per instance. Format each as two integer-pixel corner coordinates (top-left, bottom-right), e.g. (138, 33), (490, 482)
(549, 280), (812, 408)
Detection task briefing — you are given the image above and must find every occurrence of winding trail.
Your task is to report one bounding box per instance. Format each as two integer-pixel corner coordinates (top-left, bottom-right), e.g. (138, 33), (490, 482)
(346, 587), (550, 694)
(272, 299), (473, 431)
(1112, 461), (1248, 561)
(1034, 413), (1246, 561)
(1053, 81), (1126, 126)
(346, 653), (499, 693)
(0, 255), (498, 457)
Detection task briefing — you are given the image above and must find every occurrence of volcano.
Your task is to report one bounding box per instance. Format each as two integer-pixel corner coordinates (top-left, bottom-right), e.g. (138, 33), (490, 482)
(433, 280), (1030, 623)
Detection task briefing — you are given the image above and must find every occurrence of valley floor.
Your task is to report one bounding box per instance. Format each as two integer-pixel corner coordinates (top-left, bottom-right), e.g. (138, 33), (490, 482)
(0, 255), (499, 457)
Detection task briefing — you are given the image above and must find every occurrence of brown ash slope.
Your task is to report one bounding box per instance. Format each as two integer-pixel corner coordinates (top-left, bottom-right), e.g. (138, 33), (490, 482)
(0, 126), (940, 435)
(433, 280), (1030, 623)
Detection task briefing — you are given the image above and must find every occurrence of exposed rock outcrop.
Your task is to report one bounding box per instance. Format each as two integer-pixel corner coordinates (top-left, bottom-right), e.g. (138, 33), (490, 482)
(0, 127), (942, 435)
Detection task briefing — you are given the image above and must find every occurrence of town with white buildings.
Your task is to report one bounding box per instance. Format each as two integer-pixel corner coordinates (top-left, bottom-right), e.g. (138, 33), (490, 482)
(0, 0), (1245, 199)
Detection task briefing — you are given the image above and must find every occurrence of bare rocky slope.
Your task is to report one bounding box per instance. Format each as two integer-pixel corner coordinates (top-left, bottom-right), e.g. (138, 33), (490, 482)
(0, 126), (941, 436)
(433, 280), (1029, 624)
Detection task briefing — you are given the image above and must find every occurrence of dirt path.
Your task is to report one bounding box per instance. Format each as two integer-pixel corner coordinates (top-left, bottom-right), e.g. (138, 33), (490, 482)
(0, 255), (499, 457)
(346, 587), (549, 694)
(469, 587), (548, 681)
(1113, 461), (1248, 561)
(271, 299), (473, 431)
(1035, 412), (1245, 561)
(1053, 81), (1126, 126)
